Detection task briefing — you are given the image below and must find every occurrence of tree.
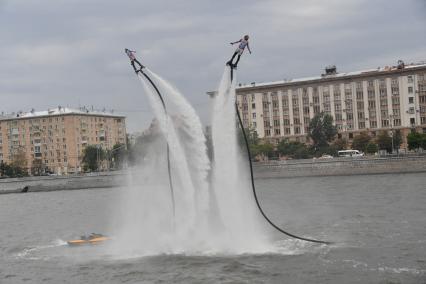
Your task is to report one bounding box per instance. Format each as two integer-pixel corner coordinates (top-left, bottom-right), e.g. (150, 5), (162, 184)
(11, 147), (27, 170)
(332, 138), (348, 151)
(365, 142), (379, 154)
(82, 145), (106, 172)
(0, 161), (6, 177)
(277, 140), (312, 159)
(238, 126), (259, 147)
(407, 131), (426, 150)
(393, 129), (403, 151)
(111, 143), (127, 169)
(352, 132), (371, 152)
(31, 159), (44, 176)
(376, 131), (392, 153)
(250, 143), (274, 159)
(308, 112), (337, 149)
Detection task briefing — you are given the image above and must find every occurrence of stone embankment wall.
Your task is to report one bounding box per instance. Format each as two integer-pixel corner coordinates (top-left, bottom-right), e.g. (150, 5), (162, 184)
(253, 156), (426, 179)
(1, 156), (425, 194)
(0, 172), (127, 194)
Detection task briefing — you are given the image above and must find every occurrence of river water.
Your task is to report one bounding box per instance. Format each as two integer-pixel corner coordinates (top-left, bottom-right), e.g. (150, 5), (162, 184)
(1, 173), (425, 283)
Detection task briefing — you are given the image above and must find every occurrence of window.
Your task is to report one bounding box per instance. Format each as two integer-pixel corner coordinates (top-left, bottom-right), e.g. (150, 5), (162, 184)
(408, 87), (413, 93)
(393, 119), (401, 126)
(265, 129), (271, 136)
(252, 122), (257, 127)
(358, 122), (366, 129)
(409, 97), (414, 104)
(274, 129), (281, 135)
(313, 106), (320, 114)
(408, 76), (413, 83)
(392, 97), (400, 105)
(284, 128), (291, 135)
(370, 121), (377, 128)
(252, 103), (256, 109)
(252, 113), (256, 119)
(292, 97), (299, 106)
(410, 118), (415, 125)
(294, 127), (300, 134)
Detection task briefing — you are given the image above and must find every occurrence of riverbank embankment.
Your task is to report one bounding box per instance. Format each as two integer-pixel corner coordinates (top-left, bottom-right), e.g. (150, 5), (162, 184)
(0, 172), (127, 194)
(1, 156), (426, 194)
(254, 155), (426, 179)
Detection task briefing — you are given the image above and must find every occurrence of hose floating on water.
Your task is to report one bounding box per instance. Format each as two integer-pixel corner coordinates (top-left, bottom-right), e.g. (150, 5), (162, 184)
(230, 67), (331, 245)
(136, 69), (176, 219)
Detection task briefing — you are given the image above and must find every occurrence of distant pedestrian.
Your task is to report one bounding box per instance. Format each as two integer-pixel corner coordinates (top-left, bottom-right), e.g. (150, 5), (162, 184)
(226, 35), (252, 68)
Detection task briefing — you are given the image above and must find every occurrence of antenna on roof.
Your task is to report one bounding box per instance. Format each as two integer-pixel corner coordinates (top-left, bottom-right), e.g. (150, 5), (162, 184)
(397, 60), (405, 69)
(322, 65), (337, 76)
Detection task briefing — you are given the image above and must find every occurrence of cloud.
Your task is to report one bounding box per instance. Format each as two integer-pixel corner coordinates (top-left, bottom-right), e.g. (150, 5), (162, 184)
(0, 0), (425, 132)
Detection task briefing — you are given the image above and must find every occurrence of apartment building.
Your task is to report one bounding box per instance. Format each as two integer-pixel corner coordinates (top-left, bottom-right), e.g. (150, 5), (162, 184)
(0, 107), (126, 174)
(232, 61), (426, 146)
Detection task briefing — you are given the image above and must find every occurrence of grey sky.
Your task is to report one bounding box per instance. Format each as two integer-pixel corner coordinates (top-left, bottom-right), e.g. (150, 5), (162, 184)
(1, 0), (425, 132)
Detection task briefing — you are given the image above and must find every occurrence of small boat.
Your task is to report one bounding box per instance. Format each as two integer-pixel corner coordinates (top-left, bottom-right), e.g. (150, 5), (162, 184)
(67, 233), (109, 246)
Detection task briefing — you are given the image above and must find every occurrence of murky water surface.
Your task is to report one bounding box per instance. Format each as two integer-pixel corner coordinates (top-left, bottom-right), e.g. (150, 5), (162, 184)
(1, 173), (425, 283)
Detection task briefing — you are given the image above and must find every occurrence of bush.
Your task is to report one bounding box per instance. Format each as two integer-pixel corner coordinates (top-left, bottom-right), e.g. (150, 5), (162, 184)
(277, 140), (312, 159)
(365, 142), (379, 154)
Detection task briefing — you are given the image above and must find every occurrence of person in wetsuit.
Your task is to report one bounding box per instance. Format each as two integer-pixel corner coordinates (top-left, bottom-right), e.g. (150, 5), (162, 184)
(226, 35), (252, 68)
(125, 48), (145, 73)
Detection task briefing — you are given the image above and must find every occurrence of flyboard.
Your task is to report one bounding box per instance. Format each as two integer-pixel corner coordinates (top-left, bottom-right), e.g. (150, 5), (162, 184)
(227, 63), (332, 245)
(126, 49), (176, 219)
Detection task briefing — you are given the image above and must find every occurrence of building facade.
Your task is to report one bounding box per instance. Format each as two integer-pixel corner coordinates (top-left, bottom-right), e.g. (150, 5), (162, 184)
(234, 62), (426, 146)
(0, 107), (126, 174)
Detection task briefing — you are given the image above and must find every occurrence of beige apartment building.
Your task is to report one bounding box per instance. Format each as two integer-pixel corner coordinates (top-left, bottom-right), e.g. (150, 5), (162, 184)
(0, 107), (126, 174)
(233, 61), (426, 147)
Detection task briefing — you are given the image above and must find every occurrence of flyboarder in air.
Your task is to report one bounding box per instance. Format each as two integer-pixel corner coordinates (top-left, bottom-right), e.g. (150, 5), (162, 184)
(226, 35), (251, 68)
(125, 48), (145, 73)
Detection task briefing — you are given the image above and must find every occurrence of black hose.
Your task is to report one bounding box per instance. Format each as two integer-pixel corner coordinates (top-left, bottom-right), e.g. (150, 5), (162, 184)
(230, 67), (331, 245)
(138, 70), (176, 218)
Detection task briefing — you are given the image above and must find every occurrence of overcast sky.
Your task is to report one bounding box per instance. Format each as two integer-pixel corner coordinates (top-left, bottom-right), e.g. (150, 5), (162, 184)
(1, 0), (425, 132)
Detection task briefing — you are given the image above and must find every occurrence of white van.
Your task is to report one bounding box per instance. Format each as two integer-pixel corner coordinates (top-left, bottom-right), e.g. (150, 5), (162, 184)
(337, 150), (364, 157)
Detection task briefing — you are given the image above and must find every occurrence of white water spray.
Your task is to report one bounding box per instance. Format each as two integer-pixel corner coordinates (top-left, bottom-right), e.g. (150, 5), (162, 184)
(111, 69), (213, 256)
(112, 67), (272, 256)
(210, 67), (272, 252)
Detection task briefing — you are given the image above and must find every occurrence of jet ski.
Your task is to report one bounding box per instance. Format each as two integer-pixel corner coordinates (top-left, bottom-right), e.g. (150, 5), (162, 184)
(67, 233), (109, 246)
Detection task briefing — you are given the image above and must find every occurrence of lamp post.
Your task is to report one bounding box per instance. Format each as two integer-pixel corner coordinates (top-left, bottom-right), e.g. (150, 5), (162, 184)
(390, 114), (394, 154)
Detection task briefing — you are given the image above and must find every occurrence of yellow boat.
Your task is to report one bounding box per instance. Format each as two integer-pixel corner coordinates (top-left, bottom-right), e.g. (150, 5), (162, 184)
(67, 233), (109, 246)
